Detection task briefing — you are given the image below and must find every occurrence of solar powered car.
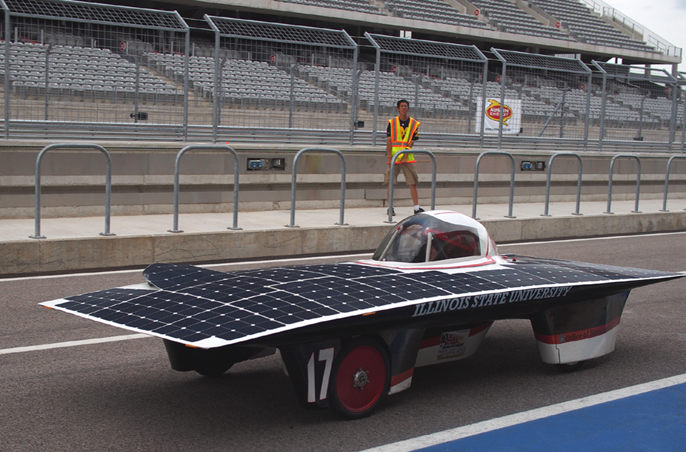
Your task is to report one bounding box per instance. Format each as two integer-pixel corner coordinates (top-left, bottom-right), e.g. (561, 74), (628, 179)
(42, 211), (682, 418)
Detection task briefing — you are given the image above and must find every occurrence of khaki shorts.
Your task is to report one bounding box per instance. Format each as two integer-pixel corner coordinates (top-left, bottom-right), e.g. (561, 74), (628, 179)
(383, 162), (419, 186)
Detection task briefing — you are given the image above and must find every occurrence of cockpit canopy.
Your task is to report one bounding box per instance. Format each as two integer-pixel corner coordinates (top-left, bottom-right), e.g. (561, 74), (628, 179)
(372, 211), (498, 264)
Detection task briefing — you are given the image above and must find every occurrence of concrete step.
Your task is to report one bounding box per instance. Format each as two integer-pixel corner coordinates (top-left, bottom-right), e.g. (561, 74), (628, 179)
(2, 199), (685, 277)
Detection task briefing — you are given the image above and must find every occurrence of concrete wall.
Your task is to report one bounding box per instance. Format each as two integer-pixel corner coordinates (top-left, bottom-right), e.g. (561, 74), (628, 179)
(1, 141), (685, 219)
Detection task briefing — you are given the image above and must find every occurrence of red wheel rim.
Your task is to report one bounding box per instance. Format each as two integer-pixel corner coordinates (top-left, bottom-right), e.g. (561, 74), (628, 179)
(335, 345), (387, 413)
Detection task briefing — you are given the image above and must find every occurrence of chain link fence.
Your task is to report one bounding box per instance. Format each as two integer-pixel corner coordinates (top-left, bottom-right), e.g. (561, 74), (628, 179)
(365, 33), (489, 145)
(1, 0), (190, 138)
(204, 16), (357, 142)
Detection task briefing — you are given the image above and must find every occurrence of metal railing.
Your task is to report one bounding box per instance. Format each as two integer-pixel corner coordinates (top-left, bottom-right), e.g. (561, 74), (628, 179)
(386, 149), (437, 223)
(605, 154), (641, 215)
(30, 143), (113, 239)
(472, 151), (516, 220)
(168, 145), (241, 233)
(287, 147), (347, 228)
(660, 155), (686, 212)
(542, 153), (583, 216)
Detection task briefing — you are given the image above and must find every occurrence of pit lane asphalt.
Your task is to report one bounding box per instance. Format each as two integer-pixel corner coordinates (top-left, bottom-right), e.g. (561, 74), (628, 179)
(1, 234), (685, 452)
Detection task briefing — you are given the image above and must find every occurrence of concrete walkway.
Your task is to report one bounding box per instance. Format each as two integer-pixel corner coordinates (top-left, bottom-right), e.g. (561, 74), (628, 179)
(2, 199), (685, 277)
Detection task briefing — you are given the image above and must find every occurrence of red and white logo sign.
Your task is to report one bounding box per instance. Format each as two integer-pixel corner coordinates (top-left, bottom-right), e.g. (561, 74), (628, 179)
(580, 83), (585, 90)
(555, 21), (561, 29)
(269, 54), (276, 63)
(391, 65), (397, 74)
(119, 41), (126, 51)
(474, 9), (480, 16)
(496, 75), (501, 83)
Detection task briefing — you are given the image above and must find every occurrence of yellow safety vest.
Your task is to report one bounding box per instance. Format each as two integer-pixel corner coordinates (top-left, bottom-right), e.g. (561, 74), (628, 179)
(389, 116), (420, 164)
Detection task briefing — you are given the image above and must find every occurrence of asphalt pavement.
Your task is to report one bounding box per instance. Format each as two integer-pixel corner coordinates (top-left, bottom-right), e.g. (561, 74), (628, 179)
(1, 234), (685, 451)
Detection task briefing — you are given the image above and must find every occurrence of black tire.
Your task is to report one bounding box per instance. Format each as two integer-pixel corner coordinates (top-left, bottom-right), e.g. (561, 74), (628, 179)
(555, 361), (585, 373)
(329, 338), (390, 420)
(195, 363), (234, 377)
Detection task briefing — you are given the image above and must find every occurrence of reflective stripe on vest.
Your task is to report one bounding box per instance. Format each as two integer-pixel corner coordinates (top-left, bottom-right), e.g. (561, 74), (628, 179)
(389, 116), (420, 164)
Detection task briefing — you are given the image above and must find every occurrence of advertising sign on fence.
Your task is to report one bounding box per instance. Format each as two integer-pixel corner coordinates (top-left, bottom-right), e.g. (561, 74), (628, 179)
(475, 98), (522, 134)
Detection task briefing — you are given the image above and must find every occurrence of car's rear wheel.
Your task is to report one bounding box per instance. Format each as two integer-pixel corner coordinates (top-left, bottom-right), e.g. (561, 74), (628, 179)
(329, 338), (390, 419)
(195, 363), (233, 377)
(555, 361), (585, 372)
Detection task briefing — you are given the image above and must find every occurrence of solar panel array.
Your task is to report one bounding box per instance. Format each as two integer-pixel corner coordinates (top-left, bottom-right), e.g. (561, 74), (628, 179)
(47, 259), (676, 348)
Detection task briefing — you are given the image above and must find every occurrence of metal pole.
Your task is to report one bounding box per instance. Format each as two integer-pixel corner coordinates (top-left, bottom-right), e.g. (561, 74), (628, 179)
(637, 95), (645, 140)
(414, 74), (420, 111)
(5, 13), (11, 139)
(31, 143), (114, 239)
(289, 64), (296, 129)
(604, 154), (641, 215)
(133, 55), (140, 123)
(168, 145), (241, 233)
(287, 148), (347, 228)
(472, 151), (516, 219)
(542, 153), (583, 217)
(348, 47), (359, 145)
(660, 155), (686, 212)
(583, 74), (591, 151)
(44, 44), (52, 120)
(467, 79), (474, 135)
(212, 31), (220, 143)
(183, 30), (190, 141)
(669, 83), (678, 150)
(559, 88), (567, 138)
(598, 73), (607, 152)
(498, 66), (506, 149)
(479, 63), (488, 148)
(372, 48), (381, 146)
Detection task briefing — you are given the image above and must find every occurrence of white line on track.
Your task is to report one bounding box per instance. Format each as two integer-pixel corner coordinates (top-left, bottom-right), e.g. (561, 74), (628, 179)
(361, 372), (686, 452)
(0, 333), (150, 355)
(498, 230), (686, 247)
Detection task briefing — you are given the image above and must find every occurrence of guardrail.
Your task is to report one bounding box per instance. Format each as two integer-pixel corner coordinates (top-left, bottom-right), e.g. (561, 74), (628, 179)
(386, 149), (437, 224)
(542, 153), (583, 217)
(660, 155), (686, 212)
(605, 154), (641, 215)
(287, 147), (347, 228)
(23, 144), (686, 238)
(472, 151), (516, 220)
(30, 143), (114, 239)
(168, 144), (241, 233)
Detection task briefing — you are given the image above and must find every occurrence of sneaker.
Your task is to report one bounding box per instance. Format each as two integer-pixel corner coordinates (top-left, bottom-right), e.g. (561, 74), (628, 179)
(414, 207), (425, 215)
(387, 207), (395, 216)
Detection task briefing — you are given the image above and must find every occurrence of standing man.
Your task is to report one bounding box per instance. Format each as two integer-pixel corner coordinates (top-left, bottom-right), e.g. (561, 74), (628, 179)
(385, 99), (424, 216)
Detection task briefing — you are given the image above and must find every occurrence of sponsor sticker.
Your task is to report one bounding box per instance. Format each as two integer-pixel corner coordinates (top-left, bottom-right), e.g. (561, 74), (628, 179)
(438, 331), (466, 359)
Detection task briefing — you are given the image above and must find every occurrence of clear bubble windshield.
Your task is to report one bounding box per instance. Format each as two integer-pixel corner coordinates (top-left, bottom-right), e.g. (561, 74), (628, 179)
(372, 215), (481, 263)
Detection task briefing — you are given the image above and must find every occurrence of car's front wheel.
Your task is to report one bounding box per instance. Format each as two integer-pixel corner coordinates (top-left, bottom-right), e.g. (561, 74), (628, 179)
(329, 338), (390, 419)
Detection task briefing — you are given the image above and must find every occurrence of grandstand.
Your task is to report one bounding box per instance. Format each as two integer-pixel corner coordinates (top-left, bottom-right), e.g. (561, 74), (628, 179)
(0, 0), (682, 148)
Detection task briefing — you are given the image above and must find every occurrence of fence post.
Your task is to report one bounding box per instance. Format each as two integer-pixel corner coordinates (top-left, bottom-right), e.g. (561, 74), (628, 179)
(168, 145), (241, 233)
(287, 148), (347, 228)
(542, 153), (583, 216)
(30, 143), (114, 239)
(660, 155), (686, 212)
(472, 151), (516, 220)
(604, 154), (641, 215)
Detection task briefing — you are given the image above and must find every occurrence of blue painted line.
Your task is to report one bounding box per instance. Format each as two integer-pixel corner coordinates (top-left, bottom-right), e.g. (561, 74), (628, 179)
(417, 382), (686, 452)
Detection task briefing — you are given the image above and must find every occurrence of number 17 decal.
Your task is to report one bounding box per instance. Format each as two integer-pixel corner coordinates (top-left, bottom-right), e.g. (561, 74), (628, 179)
(307, 348), (334, 403)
